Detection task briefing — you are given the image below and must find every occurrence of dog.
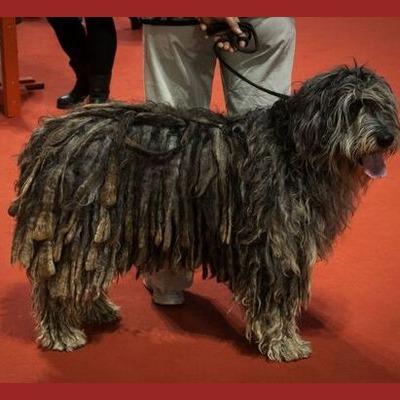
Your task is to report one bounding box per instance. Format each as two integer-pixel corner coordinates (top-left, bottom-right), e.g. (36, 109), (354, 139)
(8, 65), (399, 362)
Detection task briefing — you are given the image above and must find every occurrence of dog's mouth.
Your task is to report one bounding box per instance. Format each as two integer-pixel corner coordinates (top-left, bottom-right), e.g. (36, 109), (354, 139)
(360, 153), (387, 179)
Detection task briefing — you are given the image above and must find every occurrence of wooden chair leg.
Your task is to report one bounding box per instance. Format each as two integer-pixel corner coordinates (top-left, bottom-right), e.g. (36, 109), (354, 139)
(0, 17), (21, 117)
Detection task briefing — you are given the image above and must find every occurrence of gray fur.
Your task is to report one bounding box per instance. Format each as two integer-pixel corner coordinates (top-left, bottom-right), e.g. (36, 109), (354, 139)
(9, 65), (399, 361)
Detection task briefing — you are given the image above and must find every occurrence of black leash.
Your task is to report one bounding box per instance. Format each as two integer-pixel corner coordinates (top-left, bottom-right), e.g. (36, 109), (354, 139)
(206, 22), (290, 100)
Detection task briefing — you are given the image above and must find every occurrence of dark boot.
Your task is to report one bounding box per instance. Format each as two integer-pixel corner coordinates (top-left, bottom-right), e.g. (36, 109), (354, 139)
(57, 62), (89, 109)
(88, 74), (111, 104)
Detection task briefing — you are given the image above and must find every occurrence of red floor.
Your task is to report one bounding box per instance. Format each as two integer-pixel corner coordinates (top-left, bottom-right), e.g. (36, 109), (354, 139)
(1, 17), (400, 383)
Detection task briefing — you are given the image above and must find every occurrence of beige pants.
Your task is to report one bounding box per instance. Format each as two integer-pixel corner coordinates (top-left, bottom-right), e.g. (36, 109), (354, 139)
(142, 17), (296, 291)
(143, 17), (296, 116)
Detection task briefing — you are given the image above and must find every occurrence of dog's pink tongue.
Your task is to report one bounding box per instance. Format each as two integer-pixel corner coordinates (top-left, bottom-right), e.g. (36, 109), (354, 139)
(362, 153), (387, 179)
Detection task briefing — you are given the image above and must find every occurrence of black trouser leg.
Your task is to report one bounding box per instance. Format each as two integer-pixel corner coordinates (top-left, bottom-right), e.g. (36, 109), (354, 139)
(47, 17), (90, 108)
(84, 17), (117, 103)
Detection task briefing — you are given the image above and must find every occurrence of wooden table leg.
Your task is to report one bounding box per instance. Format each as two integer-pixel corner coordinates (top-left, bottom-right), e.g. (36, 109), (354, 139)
(0, 17), (21, 117)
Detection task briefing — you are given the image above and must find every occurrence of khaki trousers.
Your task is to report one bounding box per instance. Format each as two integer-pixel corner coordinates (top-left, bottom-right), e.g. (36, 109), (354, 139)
(143, 17), (296, 116)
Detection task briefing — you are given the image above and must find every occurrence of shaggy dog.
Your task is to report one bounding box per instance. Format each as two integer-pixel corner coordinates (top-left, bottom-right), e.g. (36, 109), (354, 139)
(8, 65), (399, 362)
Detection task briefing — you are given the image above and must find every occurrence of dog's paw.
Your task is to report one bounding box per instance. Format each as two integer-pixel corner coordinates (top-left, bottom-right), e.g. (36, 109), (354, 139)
(82, 297), (121, 325)
(266, 336), (311, 362)
(38, 327), (87, 351)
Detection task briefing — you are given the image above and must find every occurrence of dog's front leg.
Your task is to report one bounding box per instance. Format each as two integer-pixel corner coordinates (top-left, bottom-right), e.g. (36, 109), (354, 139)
(32, 284), (87, 351)
(248, 302), (311, 362)
(240, 271), (312, 362)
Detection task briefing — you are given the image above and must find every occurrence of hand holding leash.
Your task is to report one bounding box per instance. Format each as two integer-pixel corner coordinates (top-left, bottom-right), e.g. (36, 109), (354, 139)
(199, 17), (251, 52)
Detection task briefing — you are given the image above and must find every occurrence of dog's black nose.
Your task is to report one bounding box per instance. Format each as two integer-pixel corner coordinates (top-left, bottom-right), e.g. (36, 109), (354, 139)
(376, 132), (395, 148)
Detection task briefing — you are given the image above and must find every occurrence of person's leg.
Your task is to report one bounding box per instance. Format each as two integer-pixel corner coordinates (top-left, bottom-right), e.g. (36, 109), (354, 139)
(220, 17), (296, 116)
(142, 23), (215, 304)
(47, 17), (90, 109)
(84, 17), (117, 103)
(143, 24), (216, 108)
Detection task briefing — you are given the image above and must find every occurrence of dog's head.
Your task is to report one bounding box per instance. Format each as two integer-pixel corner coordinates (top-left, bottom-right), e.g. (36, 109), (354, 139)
(288, 65), (400, 178)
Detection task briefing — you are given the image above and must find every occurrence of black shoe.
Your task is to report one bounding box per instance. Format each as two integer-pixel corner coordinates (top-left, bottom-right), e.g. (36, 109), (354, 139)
(56, 92), (88, 109)
(56, 75), (89, 109)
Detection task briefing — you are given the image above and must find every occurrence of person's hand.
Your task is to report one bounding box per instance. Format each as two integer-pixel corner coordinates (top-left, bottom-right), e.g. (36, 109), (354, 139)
(198, 17), (247, 52)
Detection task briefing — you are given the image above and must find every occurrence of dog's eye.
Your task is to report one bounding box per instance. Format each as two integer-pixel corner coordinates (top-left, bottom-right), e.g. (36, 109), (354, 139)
(349, 100), (363, 120)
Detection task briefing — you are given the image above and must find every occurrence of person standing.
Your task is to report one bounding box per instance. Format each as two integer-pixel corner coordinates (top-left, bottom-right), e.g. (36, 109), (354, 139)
(47, 17), (117, 109)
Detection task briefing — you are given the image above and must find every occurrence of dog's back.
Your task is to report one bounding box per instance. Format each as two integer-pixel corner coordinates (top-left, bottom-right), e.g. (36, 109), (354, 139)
(9, 102), (252, 290)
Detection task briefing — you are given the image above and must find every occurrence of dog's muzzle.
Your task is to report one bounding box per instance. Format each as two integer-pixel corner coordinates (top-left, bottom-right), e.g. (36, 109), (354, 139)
(360, 129), (395, 179)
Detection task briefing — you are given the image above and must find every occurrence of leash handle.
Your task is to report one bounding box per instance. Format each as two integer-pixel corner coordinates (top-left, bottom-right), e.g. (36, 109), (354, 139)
(206, 21), (257, 53)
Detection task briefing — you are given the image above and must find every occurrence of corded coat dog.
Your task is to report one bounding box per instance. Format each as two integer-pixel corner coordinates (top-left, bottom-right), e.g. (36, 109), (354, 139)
(8, 65), (399, 361)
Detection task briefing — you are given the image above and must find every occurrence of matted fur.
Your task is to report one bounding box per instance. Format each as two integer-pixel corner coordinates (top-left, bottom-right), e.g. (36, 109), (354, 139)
(9, 65), (400, 361)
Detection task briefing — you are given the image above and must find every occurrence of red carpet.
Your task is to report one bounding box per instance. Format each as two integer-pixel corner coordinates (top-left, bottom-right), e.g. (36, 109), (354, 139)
(1, 17), (400, 383)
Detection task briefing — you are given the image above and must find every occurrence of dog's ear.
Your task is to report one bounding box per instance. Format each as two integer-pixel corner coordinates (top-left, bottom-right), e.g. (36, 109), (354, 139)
(289, 88), (333, 159)
(289, 67), (360, 159)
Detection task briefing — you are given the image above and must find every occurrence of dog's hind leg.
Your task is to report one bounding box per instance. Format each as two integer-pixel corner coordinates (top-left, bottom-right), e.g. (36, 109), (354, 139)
(81, 292), (121, 325)
(249, 305), (311, 362)
(32, 284), (87, 351)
